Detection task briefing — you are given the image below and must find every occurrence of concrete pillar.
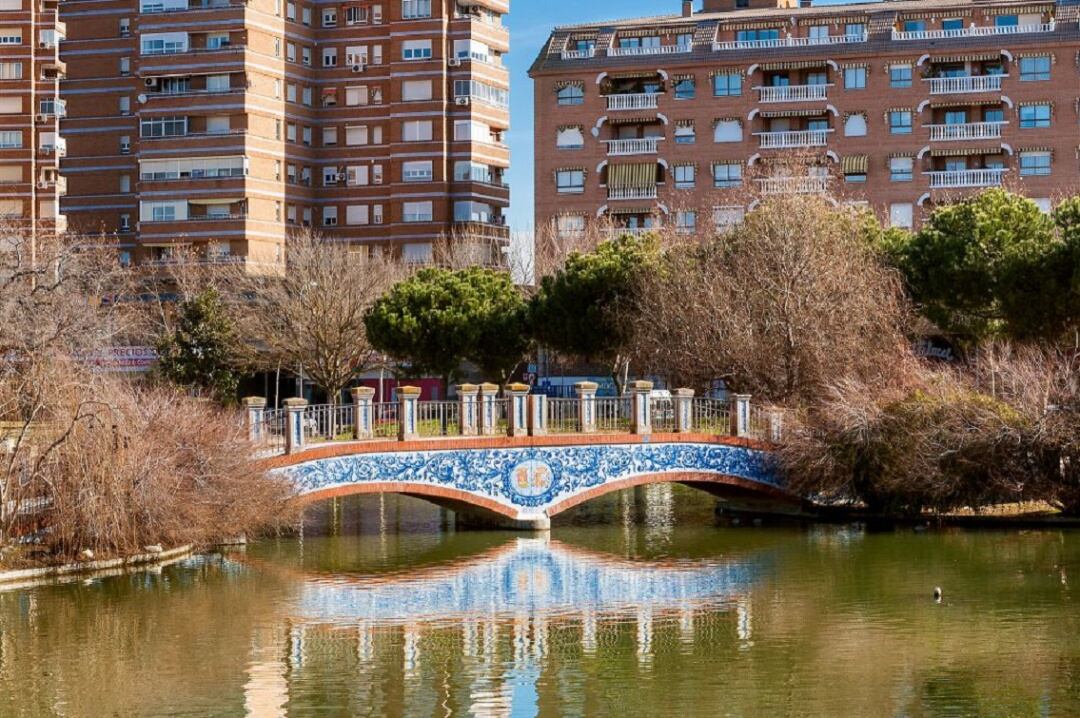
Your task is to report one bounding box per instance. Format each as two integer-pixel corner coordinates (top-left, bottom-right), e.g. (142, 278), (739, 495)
(673, 388), (694, 433)
(768, 407), (784, 442)
(397, 386), (421, 441)
(527, 393), (548, 436)
(505, 383), (530, 437)
(730, 394), (752, 438)
(575, 381), (598, 434)
(457, 383), (479, 436)
(284, 398), (308, 455)
(629, 380), (653, 435)
(478, 383), (500, 436)
(350, 386), (375, 440)
(243, 396), (266, 443)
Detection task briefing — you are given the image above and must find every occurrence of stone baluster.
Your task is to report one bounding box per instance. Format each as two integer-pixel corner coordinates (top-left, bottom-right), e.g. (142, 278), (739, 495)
(350, 386), (375, 440)
(397, 386), (421, 441)
(528, 393), (548, 436)
(673, 388), (694, 433)
(629, 380), (653, 435)
(478, 383), (500, 436)
(243, 396), (266, 443)
(284, 397), (308, 455)
(730, 394), (752, 438)
(505, 383), (530, 437)
(575, 381), (598, 434)
(457, 383), (479, 436)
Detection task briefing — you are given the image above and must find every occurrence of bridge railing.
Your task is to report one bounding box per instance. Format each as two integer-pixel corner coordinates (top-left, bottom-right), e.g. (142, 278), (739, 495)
(246, 385), (787, 455)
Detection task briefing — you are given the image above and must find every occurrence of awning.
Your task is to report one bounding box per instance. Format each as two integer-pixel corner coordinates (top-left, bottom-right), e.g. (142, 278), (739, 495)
(759, 108), (828, 118)
(608, 163), (657, 190)
(759, 59), (829, 71)
(929, 98), (1004, 108)
(553, 80), (583, 90)
(321, 87), (337, 95)
(607, 206), (657, 215)
(610, 70), (663, 80)
(929, 147), (1002, 157)
(841, 155), (868, 174)
(673, 73), (695, 82)
(985, 3), (1051, 14)
(1018, 146), (1052, 154)
(188, 197), (243, 205)
(928, 53), (1001, 64)
(608, 115), (660, 125)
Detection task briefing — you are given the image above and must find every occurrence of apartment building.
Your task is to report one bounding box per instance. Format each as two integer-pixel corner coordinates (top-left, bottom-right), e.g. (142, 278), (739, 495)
(49, 0), (509, 271)
(0, 0), (66, 243)
(529, 0), (1079, 237)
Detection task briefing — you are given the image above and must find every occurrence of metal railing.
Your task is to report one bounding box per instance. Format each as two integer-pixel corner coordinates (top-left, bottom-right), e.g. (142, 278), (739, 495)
(927, 121), (1006, 142)
(650, 397), (675, 432)
(605, 137), (662, 156)
(547, 398), (579, 434)
(370, 402), (400, 439)
(757, 176), (830, 195)
(892, 22), (1053, 41)
(607, 187), (658, 201)
(925, 74), (1004, 94)
(561, 47), (596, 60)
(755, 129), (831, 149)
(606, 93), (660, 111)
(755, 84), (829, 103)
(713, 32), (866, 51)
(926, 168), (1006, 189)
(692, 398), (731, 436)
(593, 397), (632, 433)
(416, 400), (460, 437)
(608, 43), (691, 57)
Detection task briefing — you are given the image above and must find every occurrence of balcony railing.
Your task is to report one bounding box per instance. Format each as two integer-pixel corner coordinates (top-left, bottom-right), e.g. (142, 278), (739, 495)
(605, 137), (662, 156)
(756, 176), (829, 195)
(927, 121), (1005, 142)
(755, 84), (829, 103)
(925, 75), (1004, 94)
(892, 22), (1054, 41)
(561, 47), (596, 60)
(926, 168), (1006, 189)
(608, 43), (691, 57)
(605, 93), (660, 111)
(713, 32), (866, 51)
(608, 187), (658, 201)
(755, 129), (832, 148)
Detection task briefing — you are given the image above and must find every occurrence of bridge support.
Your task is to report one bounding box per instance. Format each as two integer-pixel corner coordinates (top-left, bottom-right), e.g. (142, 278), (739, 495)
(243, 396), (266, 443)
(457, 384), (479, 436)
(284, 398), (307, 455)
(506, 383), (530, 438)
(575, 381), (598, 433)
(630, 380), (652, 435)
(350, 387), (375, 440)
(673, 388), (694, 433)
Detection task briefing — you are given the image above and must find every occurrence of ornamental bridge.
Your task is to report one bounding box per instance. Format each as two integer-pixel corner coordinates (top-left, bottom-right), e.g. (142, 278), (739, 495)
(252, 381), (791, 530)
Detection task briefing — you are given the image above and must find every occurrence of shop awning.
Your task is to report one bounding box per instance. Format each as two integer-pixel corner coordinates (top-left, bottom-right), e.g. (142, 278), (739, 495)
(608, 163), (657, 190)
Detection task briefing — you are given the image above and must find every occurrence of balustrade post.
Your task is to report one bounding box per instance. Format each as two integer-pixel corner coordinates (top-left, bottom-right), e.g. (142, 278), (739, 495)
(243, 396), (266, 443)
(768, 407), (785, 442)
(575, 381), (599, 434)
(397, 386), (421, 441)
(730, 394), (752, 438)
(528, 393), (548, 436)
(457, 383), (479, 436)
(673, 389), (694, 433)
(478, 383), (500, 436)
(505, 383), (530, 437)
(284, 398), (308, 455)
(350, 386), (375, 440)
(629, 380), (653, 435)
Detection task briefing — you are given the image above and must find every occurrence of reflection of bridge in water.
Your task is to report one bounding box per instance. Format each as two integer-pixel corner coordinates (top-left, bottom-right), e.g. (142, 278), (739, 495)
(243, 537), (766, 716)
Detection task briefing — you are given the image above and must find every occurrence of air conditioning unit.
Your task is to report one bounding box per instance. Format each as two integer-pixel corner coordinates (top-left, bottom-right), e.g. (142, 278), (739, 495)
(447, 57), (461, 67)
(337, 172), (347, 181)
(454, 96), (470, 106)
(351, 63), (365, 73)
(36, 113), (48, 123)
(144, 77), (158, 88)
(38, 180), (50, 189)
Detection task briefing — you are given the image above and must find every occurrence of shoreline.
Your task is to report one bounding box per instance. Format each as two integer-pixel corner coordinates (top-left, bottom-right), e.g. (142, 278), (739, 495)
(0, 544), (194, 589)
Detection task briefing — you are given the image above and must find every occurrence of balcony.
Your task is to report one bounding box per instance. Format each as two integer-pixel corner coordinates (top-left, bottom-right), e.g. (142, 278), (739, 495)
(892, 22), (1054, 41)
(605, 137), (662, 156)
(927, 121), (1005, 142)
(925, 75), (1004, 94)
(561, 47), (596, 60)
(755, 129), (832, 149)
(713, 32), (867, 51)
(756, 176), (829, 195)
(608, 43), (691, 57)
(606, 93), (659, 111)
(755, 84), (829, 103)
(926, 168), (1006, 188)
(608, 187), (658, 201)
(38, 175), (67, 194)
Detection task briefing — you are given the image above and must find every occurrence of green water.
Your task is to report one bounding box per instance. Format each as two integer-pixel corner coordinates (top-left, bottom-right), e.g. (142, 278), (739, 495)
(1, 486), (1078, 717)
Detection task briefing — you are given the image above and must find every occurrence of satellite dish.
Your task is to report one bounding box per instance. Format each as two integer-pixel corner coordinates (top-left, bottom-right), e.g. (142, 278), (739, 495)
(137, 94), (148, 104)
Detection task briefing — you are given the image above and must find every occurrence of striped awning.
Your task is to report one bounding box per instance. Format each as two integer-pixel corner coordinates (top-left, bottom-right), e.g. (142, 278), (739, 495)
(608, 163), (657, 190)
(710, 68), (744, 77)
(673, 73), (695, 82)
(607, 206), (656, 215)
(841, 155), (868, 174)
(553, 80), (583, 91)
(759, 108), (828, 118)
(888, 152), (914, 159)
(985, 3), (1051, 15)
(759, 59), (829, 71)
(838, 62), (869, 69)
(607, 115), (659, 125)
(675, 119), (695, 127)
(724, 20), (785, 30)
(610, 70), (663, 80)
(1018, 146), (1053, 154)
(557, 124), (583, 132)
(929, 53), (1001, 64)
(900, 9), (972, 19)
(1017, 51), (1055, 60)
(929, 98), (1004, 108)
(929, 146), (1002, 157)
(617, 25), (692, 38)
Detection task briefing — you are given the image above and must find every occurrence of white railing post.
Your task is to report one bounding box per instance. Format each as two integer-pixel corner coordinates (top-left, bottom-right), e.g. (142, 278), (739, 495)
(457, 383), (479, 436)
(243, 396), (266, 443)
(730, 394), (751, 438)
(629, 380), (653, 435)
(478, 383), (500, 436)
(768, 407), (785, 442)
(350, 386), (375, 440)
(284, 397), (308, 454)
(673, 389), (694, 433)
(505, 383), (530, 437)
(528, 393), (548, 436)
(575, 381), (599, 434)
(397, 386), (421, 441)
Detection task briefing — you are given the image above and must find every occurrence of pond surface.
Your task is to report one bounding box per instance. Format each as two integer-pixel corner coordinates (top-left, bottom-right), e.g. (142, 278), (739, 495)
(1, 486), (1078, 717)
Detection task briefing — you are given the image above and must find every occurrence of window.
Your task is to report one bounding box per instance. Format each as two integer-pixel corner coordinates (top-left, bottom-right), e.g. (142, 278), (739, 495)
(736, 28), (780, 42)
(346, 205), (368, 225)
(889, 64), (912, 88)
(0, 28), (20, 45)
(1019, 151), (1051, 176)
(714, 120), (742, 143)
(556, 84), (584, 105)
(141, 32), (187, 55)
(942, 18), (963, 30)
(206, 33), (230, 49)
(402, 0), (430, 18)
(119, 175), (130, 193)
(0, 131), (21, 148)
(995, 14), (1018, 27)
(0, 96), (18, 114)
(120, 57), (130, 75)
(302, 126), (312, 146)
(713, 162), (741, 188)
(674, 123), (695, 144)
(845, 23), (865, 36)
(713, 205), (744, 229)
(302, 87), (313, 106)
(844, 113), (867, 137)
(454, 79), (508, 107)
(556, 169), (585, 193)
(889, 110), (912, 134)
(402, 120), (433, 141)
(890, 157), (913, 182)
(674, 77), (695, 100)
(1019, 56), (1051, 81)
(119, 96), (131, 114)
(140, 116), (186, 137)
(1033, 198), (1052, 213)
(345, 6), (365, 24)
(286, 123), (297, 142)
(676, 211), (696, 234)
(902, 20), (925, 32)
(555, 215), (585, 238)
(323, 206), (338, 226)
(1019, 104), (1051, 128)
(402, 39), (431, 60)
(286, 0), (295, 19)
(556, 126), (584, 149)
(673, 165), (695, 189)
(322, 8), (336, 26)
(808, 25), (829, 41)
(889, 203), (913, 229)
(401, 79), (432, 101)
(286, 84), (297, 102)
(403, 201), (433, 223)
(119, 17), (130, 35)
(402, 160), (433, 182)
(301, 6), (311, 24)
(345, 125), (368, 145)
(206, 74), (230, 92)
(713, 72), (741, 96)
(302, 46), (311, 65)
(0, 62), (21, 80)
(403, 243), (433, 264)
(345, 85), (367, 106)
(286, 42), (296, 61)
(322, 167), (340, 186)
(322, 127), (337, 145)
(322, 47), (337, 67)
(843, 67), (866, 89)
